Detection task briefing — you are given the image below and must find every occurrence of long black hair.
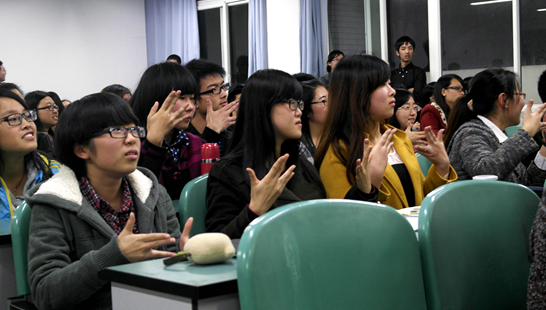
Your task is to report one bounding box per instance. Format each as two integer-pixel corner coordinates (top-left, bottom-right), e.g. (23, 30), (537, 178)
(225, 69), (321, 186)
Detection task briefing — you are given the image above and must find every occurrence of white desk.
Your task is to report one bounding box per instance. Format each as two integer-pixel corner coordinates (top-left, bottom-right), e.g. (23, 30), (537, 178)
(100, 258), (240, 310)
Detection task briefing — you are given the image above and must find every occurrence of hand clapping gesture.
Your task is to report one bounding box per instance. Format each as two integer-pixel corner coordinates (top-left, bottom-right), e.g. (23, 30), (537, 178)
(117, 213), (177, 262)
(247, 154), (295, 216)
(522, 100), (546, 137)
(414, 127), (450, 177)
(146, 90), (185, 147)
(405, 121), (426, 146)
(355, 139), (373, 193)
(369, 129), (396, 188)
(206, 100), (239, 134)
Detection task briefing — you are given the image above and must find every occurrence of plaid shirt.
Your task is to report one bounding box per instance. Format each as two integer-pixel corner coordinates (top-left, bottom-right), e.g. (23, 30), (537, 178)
(79, 176), (138, 235)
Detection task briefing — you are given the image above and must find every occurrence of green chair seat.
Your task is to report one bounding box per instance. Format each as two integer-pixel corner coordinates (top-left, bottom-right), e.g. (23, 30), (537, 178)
(237, 199), (427, 310)
(10, 201), (32, 297)
(418, 180), (539, 309)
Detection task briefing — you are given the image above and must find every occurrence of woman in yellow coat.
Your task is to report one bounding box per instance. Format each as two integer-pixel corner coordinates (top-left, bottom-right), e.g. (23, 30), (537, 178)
(315, 54), (457, 209)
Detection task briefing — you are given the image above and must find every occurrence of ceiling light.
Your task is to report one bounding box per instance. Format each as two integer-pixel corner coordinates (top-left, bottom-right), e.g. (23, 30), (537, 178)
(470, 0), (511, 5)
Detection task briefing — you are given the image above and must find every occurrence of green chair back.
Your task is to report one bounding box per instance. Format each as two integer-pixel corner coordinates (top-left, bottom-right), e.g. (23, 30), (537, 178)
(237, 199), (427, 310)
(178, 174), (208, 237)
(418, 180), (539, 310)
(416, 153), (432, 177)
(10, 201), (32, 296)
(505, 125), (522, 137)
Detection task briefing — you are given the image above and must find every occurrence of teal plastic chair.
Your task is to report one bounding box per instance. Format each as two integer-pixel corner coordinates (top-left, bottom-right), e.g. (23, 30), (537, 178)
(237, 199), (427, 310)
(505, 125), (522, 137)
(10, 201), (32, 296)
(178, 174), (208, 237)
(416, 153), (432, 177)
(418, 180), (539, 310)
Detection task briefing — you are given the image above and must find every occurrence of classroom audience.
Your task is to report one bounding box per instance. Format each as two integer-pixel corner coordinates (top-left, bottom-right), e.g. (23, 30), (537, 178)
(0, 89), (60, 220)
(25, 93), (192, 310)
(130, 61), (205, 201)
(315, 54), (456, 210)
(24, 91), (59, 157)
(445, 68), (546, 184)
(420, 74), (464, 135)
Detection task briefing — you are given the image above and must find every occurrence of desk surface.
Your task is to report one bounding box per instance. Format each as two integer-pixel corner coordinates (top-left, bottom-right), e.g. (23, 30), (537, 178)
(100, 258), (238, 300)
(0, 220), (11, 245)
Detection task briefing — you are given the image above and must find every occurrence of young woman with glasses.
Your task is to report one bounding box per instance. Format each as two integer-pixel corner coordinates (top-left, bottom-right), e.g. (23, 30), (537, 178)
(25, 93), (192, 310)
(130, 61), (205, 201)
(444, 68), (546, 183)
(0, 89), (60, 220)
(296, 77), (329, 164)
(205, 69), (332, 239)
(25, 91), (59, 156)
(420, 74), (465, 136)
(388, 87), (427, 146)
(315, 54), (457, 210)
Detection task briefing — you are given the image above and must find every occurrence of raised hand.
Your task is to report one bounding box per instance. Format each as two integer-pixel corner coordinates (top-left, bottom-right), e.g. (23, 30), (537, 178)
(247, 154), (296, 216)
(179, 217), (193, 250)
(146, 90), (185, 147)
(206, 100), (239, 134)
(522, 100), (546, 137)
(117, 213), (176, 262)
(414, 127), (450, 177)
(369, 129), (395, 188)
(405, 121), (427, 146)
(355, 139), (373, 193)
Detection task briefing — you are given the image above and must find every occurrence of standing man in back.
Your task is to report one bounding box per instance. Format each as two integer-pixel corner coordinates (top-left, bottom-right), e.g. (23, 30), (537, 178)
(391, 36), (426, 100)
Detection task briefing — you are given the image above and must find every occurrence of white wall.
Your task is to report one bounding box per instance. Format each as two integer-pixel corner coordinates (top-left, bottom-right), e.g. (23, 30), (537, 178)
(0, 0), (148, 101)
(266, 0), (300, 74)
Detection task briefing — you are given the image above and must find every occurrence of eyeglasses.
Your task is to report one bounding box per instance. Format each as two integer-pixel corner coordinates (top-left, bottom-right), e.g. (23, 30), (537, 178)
(90, 126), (146, 139)
(398, 105), (421, 112)
(199, 83), (230, 96)
(284, 99), (304, 111)
(35, 104), (59, 112)
(311, 99), (327, 106)
(0, 110), (37, 126)
(446, 86), (467, 94)
(515, 92), (526, 100)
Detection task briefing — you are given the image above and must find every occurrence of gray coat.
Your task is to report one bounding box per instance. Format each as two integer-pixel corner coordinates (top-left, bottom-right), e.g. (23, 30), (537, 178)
(24, 166), (181, 310)
(447, 118), (546, 186)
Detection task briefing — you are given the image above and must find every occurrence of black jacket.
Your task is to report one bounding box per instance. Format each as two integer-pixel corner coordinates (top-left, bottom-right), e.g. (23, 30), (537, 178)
(391, 62), (426, 99)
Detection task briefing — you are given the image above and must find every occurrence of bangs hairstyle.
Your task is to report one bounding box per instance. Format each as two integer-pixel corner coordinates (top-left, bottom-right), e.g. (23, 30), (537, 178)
(54, 93), (139, 177)
(444, 68), (518, 148)
(315, 54), (390, 184)
(0, 89), (52, 178)
(326, 50), (344, 73)
(130, 62), (199, 130)
(433, 74), (464, 116)
(227, 69), (303, 182)
(24, 91), (52, 132)
(388, 88), (416, 129)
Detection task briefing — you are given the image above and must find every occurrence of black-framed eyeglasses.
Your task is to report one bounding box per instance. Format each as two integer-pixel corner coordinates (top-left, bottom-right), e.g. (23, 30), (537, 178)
(284, 99), (304, 111)
(90, 126), (146, 139)
(199, 83), (230, 96)
(0, 110), (37, 126)
(35, 104), (59, 112)
(446, 86), (467, 94)
(515, 92), (526, 100)
(311, 99), (327, 106)
(398, 105), (421, 112)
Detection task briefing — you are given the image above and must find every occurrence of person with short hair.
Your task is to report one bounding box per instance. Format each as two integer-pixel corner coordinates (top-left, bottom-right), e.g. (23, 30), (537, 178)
(101, 84), (132, 103)
(185, 59), (238, 149)
(166, 54), (182, 64)
(0, 89), (60, 220)
(319, 50), (344, 89)
(0, 61), (6, 82)
(391, 36), (426, 99)
(25, 92), (192, 310)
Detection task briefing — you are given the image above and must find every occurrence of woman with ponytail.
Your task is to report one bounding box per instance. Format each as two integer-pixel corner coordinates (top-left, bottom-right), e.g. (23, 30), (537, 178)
(445, 68), (546, 184)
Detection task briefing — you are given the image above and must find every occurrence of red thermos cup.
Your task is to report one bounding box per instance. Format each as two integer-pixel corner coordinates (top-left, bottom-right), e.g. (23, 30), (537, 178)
(201, 143), (220, 174)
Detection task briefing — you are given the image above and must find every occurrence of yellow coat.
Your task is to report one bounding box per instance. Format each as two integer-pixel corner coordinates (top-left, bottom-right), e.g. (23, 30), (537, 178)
(319, 125), (457, 209)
